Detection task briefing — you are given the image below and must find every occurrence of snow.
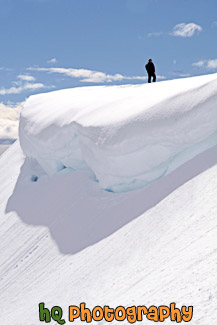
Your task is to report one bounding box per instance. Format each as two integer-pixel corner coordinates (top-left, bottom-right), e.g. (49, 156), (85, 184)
(0, 145), (10, 156)
(1, 140), (217, 324)
(19, 73), (217, 192)
(1, 74), (217, 324)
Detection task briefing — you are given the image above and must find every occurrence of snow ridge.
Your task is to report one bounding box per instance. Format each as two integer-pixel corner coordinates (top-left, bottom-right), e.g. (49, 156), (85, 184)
(19, 73), (217, 192)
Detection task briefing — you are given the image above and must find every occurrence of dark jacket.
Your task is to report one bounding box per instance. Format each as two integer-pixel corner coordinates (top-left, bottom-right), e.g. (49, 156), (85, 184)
(145, 62), (155, 74)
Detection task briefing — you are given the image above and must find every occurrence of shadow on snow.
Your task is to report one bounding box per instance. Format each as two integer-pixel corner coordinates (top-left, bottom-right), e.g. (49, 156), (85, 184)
(5, 144), (217, 255)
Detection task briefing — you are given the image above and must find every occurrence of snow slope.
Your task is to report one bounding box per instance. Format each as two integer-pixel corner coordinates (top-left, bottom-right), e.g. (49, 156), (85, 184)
(20, 73), (217, 192)
(1, 140), (217, 324)
(1, 75), (217, 324)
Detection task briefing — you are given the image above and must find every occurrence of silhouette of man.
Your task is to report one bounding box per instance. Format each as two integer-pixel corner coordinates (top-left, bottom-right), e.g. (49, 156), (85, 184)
(145, 59), (156, 83)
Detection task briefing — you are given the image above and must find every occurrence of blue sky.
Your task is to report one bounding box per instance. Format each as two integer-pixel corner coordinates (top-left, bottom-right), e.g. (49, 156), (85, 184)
(0, 0), (217, 104)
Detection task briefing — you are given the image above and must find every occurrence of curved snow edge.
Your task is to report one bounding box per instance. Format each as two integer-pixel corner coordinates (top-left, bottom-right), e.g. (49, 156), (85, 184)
(19, 74), (217, 192)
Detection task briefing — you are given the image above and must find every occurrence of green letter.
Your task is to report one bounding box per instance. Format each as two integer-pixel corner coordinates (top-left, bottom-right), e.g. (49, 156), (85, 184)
(39, 303), (51, 323)
(51, 306), (65, 324)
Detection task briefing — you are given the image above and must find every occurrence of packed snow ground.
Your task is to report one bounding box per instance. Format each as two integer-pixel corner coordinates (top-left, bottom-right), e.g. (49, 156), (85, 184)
(1, 140), (217, 324)
(1, 74), (217, 324)
(20, 73), (217, 192)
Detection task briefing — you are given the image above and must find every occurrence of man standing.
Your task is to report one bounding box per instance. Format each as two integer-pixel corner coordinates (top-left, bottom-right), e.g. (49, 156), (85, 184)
(145, 59), (156, 83)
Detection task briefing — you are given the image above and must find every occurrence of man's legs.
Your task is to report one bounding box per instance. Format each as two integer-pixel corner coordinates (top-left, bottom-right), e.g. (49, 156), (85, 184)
(148, 74), (151, 83)
(148, 74), (156, 83)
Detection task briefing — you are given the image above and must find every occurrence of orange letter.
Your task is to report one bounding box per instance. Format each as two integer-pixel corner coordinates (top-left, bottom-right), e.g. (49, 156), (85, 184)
(104, 305), (114, 322)
(182, 306), (193, 322)
(137, 306), (148, 321)
(126, 306), (137, 323)
(147, 306), (158, 322)
(69, 306), (80, 322)
(80, 303), (91, 323)
(92, 306), (103, 322)
(159, 306), (170, 322)
(115, 306), (126, 321)
(170, 303), (181, 323)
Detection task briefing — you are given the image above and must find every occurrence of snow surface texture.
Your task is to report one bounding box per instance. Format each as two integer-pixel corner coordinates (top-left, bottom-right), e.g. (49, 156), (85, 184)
(1, 140), (217, 324)
(1, 74), (217, 324)
(19, 73), (217, 192)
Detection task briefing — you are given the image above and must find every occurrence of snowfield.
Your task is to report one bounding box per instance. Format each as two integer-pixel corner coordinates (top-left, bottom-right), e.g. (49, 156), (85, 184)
(1, 74), (217, 324)
(20, 73), (217, 192)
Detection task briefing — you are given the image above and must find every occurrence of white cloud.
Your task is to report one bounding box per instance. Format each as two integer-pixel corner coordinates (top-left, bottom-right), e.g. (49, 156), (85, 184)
(18, 74), (36, 82)
(174, 72), (191, 78)
(0, 102), (23, 141)
(47, 58), (57, 64)
(193, 59), (217, 69)
(147, 32), (163, 37)
(171, 23), (202, 37)
(192, 60), (205, 67)
(0, 83), (51, 95)
(206, 59), (217, 69)
(0, 72), (54, 96)
(0, 67), (12, 71)
(28, 67), (166, 83)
